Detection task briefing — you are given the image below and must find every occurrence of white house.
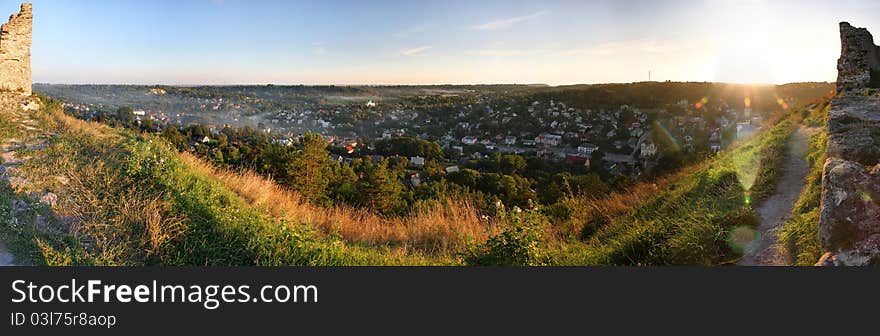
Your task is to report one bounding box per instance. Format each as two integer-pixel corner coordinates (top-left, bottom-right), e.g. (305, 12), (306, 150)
(461, 136), (478, 145)
(737, 122), (758, 139)
(410, 156), (425, 166)
(536, 133), (562, 147)
(578, 143), (599, 155)
(640, 142), (658, 158)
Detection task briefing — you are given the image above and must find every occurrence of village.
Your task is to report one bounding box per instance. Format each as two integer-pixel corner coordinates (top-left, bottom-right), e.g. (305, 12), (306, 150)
(47, 84), (771, 184)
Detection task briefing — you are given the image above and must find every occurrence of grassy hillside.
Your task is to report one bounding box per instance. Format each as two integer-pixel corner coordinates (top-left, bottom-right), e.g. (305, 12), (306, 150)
(548, 110), (801, 265)
(0, 94), (825, 266)
(0, 95), (460, 265)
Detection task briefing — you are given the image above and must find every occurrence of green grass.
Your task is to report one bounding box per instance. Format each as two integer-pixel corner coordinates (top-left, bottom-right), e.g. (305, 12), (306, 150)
(778, 101), (829, 265)
(0, 96), (447, 266)
(0, 94), (819, 266)
(550, 112), (798, 265)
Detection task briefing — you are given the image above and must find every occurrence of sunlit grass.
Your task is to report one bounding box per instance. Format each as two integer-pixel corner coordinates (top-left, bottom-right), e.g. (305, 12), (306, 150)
(1, 96), (453, 266)
(549, 109), (797, 265)
(778, 99), (830, 265)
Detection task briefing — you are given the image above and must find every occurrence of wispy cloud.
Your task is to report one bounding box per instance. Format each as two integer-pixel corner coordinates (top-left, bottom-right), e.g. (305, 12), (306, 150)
(465, 39), (686, 58)
(470, 11), (547, 31)
(399, 46), (432, 57)
(394, 23), (438, 38)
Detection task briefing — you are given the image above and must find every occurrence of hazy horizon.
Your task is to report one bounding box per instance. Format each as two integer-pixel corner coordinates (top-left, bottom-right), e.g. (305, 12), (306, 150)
(7, 0), (880, 85)
(31, 80), (832, 87)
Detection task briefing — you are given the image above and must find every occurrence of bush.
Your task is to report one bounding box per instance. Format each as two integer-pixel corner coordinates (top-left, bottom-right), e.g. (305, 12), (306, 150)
(465, 210), (548, 266)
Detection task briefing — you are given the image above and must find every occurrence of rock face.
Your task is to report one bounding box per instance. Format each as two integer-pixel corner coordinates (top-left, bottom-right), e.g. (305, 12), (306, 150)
(837, 22), (880, 95)
(0, 3), (31, 95)
(817, 23), (880, 266)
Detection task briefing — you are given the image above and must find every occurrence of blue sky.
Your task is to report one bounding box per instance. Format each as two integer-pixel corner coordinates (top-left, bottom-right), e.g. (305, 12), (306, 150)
(4, 0), (880, 85)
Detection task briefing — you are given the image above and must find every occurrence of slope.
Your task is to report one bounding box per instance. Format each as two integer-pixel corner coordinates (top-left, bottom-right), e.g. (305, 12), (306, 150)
(550, 106), (814, 265)
(738, 126), (816, 265)
(0, 93), (446, 266)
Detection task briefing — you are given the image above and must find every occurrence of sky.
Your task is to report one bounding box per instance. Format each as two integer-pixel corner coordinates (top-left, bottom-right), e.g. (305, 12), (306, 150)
(4, 0), (880, 86)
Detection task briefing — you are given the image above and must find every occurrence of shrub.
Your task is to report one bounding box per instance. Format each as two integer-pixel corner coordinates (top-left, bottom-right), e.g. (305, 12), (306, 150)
(465, 209), (548, 266)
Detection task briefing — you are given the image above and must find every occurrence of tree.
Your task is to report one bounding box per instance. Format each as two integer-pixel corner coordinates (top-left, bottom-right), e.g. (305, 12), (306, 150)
(161, 126), (187, 150)
(355, 159), (406, 216)
(448, 168), (480, 188)
(264, 132), (332, 203)
(328, 163), (358, 205)
(499, 154), (526, 175)
(116, 106), (135, 125)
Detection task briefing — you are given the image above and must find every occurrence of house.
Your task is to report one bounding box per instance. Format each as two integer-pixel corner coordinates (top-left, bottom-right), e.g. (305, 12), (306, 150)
(736, 122), (758, 139)
(410, 174), (421, 187)
(504, 136), (517, 145)
(201, 136), (211, 143)
(522, 139), (537, 147)
(535, 133), (563, 147)
(410, 156), (425, 166)
(710, 143), (722, 152)
(566, 153), (591, 166)
(445, 166), (460, 173)
(462, 136), (478, 145)
(709, 128), (721, 142)
(603, 153), (637, 165)
(640, 142), (658, 158)
(578, 143), (599, 155)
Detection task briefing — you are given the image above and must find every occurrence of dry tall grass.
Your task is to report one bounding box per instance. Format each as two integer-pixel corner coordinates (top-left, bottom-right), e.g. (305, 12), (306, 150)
(179, 152), (497, 256)
(551, 163), (705, 241)
(11, 107), (187, 265)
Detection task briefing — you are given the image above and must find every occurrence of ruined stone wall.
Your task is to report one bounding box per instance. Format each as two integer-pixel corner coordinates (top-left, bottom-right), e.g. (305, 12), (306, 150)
(0, 3), (31, 95)
(816, 23), (880, 266)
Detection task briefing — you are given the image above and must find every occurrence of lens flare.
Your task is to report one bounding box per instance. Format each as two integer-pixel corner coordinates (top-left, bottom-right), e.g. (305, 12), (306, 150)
(732, 148), (761, 192)
(728, 226), (759, 254)
(653, 120), (680, 152)
(775, 97), (789, 110)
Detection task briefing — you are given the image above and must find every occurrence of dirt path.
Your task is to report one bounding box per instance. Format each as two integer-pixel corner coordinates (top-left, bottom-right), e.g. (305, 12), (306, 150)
(739, 126), (815, 266)
(0, 95), (48, 267)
